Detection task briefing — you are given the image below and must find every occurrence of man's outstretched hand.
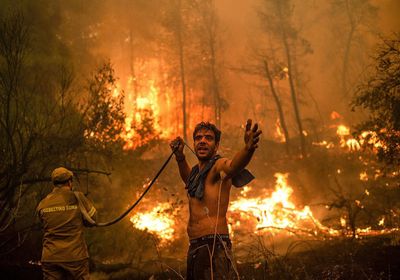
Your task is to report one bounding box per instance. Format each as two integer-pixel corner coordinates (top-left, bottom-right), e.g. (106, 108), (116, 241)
(244, 119), (262, 151)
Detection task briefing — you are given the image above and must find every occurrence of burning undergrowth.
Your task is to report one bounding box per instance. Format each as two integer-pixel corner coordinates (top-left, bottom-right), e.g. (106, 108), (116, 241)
(127, 171), (398, 247)
(83, 116), (400, 279)
(228, 173), (339, 238)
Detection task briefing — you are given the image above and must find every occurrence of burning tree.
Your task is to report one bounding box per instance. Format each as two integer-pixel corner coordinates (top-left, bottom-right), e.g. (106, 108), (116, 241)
(352, 34), (400, 166)
(84, 62), (126, 152)
(162, 0), (190, 142)
(258, 0), (312, 157)
(191, 0), (228, 129)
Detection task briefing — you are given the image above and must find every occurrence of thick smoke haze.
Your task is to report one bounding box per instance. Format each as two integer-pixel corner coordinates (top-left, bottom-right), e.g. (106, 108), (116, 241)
(66, 0), (399, 139)
(1, 1), (399, 279)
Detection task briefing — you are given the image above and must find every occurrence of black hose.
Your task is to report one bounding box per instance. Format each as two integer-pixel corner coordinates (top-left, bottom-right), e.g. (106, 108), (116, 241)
(95, 148), (177, 227)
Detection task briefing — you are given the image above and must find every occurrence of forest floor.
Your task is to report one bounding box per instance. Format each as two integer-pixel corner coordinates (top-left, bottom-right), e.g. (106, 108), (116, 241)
(1, 235), (399, 279)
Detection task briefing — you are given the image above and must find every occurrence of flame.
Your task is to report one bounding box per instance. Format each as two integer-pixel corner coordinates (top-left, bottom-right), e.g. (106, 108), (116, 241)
(111, 59), (216, 149)
(230, 173), (400, 238)
(274, 119), (286, 143)
(340, 217), (346, 227)
(130, 202), (176, 242)
(359, 130), (385, 149)
(359, 172), (368, 181)
(333, 123), (364, 151)
(355, 200), (364, 209)
(330, 111), (342, 120)
(128, 172), (399, 243)
(332, 120), (386, 152)
(312, 140), (335, 149)
(336, 125), (350, 136)
(346, 138), (361, 151)
(228, 173), (400, 238)
(121, 74), (174, 149)
(229, 173), (339, 236)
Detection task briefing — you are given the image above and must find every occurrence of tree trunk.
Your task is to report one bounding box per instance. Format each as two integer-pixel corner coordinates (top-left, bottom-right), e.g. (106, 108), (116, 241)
(210, 37), (221, 128)
(129, 28), (138, 97)
(277, 1), (306, 157)
(176, 0), (188, 141)
(205, 1), (221, 128)
(342, 0), (356, 97)
(263, 60), (290, 155)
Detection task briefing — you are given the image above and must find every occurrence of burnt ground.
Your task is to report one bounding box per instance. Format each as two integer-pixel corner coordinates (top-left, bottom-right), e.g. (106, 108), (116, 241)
(237, 236), (400, 280)
(2, 235), (399, 280)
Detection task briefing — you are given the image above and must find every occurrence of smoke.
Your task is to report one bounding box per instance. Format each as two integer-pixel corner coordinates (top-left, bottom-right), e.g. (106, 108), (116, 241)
(51, 0), (400, 139)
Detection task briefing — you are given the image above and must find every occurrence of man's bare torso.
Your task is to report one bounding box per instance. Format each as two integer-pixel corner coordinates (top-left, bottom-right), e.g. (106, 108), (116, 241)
(187, 158), (232, 239)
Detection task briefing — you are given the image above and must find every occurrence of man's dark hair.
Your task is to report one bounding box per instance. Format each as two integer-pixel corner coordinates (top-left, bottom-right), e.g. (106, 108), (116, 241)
(193, 122), (221, 143)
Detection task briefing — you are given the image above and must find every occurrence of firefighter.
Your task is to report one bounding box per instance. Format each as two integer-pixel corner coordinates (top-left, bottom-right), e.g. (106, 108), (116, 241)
(37, 167), (96, 280)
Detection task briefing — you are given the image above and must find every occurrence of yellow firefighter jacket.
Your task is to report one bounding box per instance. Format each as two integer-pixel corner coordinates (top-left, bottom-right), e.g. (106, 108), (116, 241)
(37, 187), (96, 262)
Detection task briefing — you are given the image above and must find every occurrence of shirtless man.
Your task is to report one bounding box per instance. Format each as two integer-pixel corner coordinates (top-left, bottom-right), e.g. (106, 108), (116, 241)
(170, 120), (261, 280)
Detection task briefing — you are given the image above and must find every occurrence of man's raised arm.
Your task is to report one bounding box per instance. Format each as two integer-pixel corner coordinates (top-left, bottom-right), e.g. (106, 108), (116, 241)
(217, 119), (262, 177)
(170, 136), (191, 184)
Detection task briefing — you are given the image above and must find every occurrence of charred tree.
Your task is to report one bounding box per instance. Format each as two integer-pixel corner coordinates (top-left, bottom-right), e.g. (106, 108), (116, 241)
(176, 0), (188, 142)
(128, 27), (138, 97)
(276, 1), (306, 158)
(210, 27), (222, 129)
(259, 0), (307, 157)
(263, 60), (290, 155)
(163, 0), (189, 141)
(193, 0), (224, 128)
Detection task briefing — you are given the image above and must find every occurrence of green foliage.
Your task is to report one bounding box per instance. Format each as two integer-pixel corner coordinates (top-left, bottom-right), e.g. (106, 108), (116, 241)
(84, 62), (126, 150)
(132, 109), (160, 146)
(352, 35), (400, 166)
(0, 8), (128, 258)
(0, 9), (88, 256)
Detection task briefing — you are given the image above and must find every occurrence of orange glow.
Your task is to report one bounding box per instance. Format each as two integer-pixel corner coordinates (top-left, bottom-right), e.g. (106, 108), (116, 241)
(340, 217), (346, 227)
(229, 173), (399, 238)
(128, 173), (399, 243)
(121, 74), (175, 149)
(346, 138), (361, 151)
(111, 59), (216, 149)
(359, 172), (368, 181)
(312, 140), (335, 149)
(130, 202), (176, 243)
(359, 130), (385, 149)
(274, 119), (286, 143)
(336, 125), (350, 136)
(378, 217), (385, 226)
(333, 123), (364, 151)
(331, 119), (386, 153)
(229, 173), (340, 236)
(330, 111), (342, 120)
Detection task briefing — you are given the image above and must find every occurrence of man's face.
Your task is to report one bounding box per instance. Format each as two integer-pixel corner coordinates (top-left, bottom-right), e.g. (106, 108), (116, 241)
(194, 128), (219, 161)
